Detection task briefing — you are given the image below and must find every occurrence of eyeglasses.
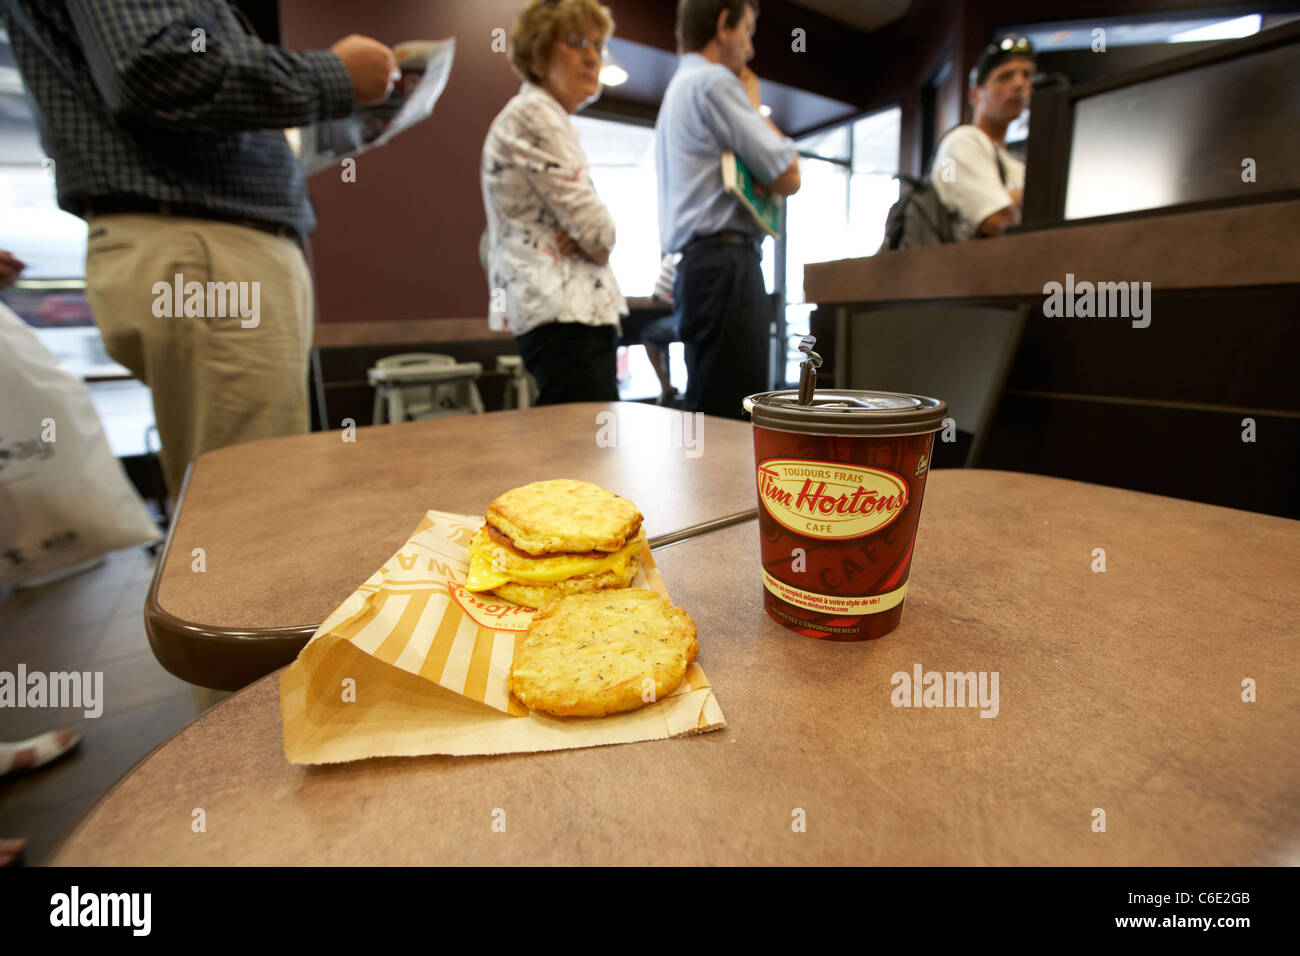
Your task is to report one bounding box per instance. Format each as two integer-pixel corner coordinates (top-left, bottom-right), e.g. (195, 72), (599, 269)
(561, 32), (608, 59)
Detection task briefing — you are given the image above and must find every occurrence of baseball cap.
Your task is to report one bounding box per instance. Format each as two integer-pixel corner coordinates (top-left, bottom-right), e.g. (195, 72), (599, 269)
(969, 36), (1035, 88)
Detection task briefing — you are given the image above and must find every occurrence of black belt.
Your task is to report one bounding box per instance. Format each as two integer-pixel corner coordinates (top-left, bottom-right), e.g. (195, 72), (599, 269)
(682, 229), (761, 255)
(83, 198), (303, 246)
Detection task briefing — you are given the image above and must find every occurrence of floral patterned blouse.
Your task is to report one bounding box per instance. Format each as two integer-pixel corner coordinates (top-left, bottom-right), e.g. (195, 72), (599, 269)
(481, 82), (627, 336)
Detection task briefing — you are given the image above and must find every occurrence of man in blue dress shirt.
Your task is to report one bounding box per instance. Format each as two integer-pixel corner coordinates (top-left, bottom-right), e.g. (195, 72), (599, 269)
(655, 0), (800, 419)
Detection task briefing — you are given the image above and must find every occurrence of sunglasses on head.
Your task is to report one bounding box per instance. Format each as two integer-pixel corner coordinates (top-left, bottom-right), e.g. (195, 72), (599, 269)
(986, 35), (1033, 57)
(970, 36), (1035, 87)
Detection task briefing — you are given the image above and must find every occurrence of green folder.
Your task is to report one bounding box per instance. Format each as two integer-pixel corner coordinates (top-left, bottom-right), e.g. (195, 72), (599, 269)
(721, 151), (784, 238)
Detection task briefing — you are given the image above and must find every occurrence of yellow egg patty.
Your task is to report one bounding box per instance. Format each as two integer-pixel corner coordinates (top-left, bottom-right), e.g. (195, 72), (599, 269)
(464, 525), (645, 608)
(490, 562), (640, 610)
(509, 590), (699, 717)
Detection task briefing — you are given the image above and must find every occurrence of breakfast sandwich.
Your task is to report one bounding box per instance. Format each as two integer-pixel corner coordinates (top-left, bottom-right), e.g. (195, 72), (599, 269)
(508, 589), (699, 717)
(463, 479), (645, 609)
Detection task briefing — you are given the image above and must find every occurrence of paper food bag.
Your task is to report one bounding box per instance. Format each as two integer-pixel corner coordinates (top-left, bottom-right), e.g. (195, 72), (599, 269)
(0, 302), (160, 587)
(280, 510), (726, 763)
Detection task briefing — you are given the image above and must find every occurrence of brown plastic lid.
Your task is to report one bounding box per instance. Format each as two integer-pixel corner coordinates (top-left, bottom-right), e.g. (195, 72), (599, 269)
(743, 389), (948, 437)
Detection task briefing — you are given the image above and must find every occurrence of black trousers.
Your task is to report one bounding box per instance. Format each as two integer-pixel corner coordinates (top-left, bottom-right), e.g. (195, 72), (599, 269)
(674, 242), (769, 419)
(515, 321), (619, 406)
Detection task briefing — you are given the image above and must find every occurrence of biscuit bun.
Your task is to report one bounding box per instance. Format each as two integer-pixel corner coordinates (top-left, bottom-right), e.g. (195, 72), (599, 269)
(485, 479), (642, 556)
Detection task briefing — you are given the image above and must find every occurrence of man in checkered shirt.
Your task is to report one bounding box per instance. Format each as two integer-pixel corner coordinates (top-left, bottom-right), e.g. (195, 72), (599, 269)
(1, 0), (397, 494)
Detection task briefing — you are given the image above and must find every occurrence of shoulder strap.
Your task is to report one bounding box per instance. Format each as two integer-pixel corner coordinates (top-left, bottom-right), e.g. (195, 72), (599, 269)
(968, 124), (1009, 186)
(935, 124), (965, 149)
(929, 124), (964, 169)
(932, 123), (1008, 187)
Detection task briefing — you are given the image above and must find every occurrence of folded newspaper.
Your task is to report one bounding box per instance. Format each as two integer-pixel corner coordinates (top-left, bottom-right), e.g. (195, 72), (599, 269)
(295, 39), (456, 177)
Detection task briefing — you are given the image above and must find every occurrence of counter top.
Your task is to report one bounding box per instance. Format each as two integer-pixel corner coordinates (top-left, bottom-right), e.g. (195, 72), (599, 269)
(804, 199), (1300, 304)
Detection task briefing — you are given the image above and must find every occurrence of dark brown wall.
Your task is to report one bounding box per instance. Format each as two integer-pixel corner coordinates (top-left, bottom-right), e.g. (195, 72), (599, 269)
(281, 0), (526, 324)
(280, 0), (1272, 323)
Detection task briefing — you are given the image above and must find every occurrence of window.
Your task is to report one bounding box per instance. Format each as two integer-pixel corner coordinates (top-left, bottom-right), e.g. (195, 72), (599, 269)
(571, 113), (660, 297)
(573, 107), (901, 396)
(2, 26), (148, 455)
(1, 28), (89, 282)
(571, 113), (685, 400)
(1003, 13), (1267, 51)
(781, 106), (901, 384)
(574, 111), (779, 301)
(1, 26), (99, 359)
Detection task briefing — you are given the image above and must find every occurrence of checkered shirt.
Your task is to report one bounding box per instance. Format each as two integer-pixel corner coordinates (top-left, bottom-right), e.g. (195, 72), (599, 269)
(1, 0), (356, 236)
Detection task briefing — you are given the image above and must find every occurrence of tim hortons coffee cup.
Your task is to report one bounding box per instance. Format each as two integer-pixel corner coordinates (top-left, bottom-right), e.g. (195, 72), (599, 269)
(743, 390), (948, 641)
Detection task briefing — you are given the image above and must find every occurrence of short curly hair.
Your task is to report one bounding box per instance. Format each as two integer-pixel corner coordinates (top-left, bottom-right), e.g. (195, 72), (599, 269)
(510, 0), (615, 85)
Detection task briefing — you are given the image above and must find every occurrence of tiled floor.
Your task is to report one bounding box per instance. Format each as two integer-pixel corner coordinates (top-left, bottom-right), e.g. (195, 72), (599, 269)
(0, 546), (216, 865)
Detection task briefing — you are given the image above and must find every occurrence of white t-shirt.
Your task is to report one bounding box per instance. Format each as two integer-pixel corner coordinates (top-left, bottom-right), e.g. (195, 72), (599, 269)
(930, 126), (1026, 241)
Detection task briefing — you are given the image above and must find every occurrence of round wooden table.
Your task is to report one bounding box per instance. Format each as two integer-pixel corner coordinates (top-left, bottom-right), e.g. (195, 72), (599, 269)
(57, 470), (1299, 865)
(146, 402), (757, 690)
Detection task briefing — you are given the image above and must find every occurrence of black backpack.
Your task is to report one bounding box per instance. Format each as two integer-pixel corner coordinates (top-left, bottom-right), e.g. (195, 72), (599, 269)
(880, 174), (958, 250)
(879, 127), (1008, 251)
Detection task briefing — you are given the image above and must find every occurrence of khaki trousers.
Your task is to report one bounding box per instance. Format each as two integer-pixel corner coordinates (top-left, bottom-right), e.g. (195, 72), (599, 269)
(84, 214), (314, 494)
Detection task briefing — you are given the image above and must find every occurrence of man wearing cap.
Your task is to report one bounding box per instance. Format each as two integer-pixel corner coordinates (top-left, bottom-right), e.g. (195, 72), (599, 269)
(655, 0), (800, 419)
(931, 37), (1035, 240)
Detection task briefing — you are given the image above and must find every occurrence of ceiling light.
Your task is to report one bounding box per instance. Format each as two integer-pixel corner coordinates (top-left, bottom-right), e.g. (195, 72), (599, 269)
(599, 62), (628, 87)
(1170, 14), (1261, 42)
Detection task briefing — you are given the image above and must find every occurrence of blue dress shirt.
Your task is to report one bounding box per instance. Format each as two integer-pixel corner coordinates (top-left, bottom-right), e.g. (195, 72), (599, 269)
(654, 53), (796, 254)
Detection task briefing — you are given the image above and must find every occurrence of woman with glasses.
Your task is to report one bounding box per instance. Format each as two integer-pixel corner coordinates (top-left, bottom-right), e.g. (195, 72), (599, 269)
(481, 0), (627, 405)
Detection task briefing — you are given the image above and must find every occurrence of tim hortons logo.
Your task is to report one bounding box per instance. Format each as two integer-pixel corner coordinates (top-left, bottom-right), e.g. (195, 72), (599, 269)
(757, 459), (908, 539)
(448, 583), (535, 631)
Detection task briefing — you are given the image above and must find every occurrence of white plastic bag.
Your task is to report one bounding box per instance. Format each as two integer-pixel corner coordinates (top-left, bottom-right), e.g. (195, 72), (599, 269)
(0, 302), (160, 587)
